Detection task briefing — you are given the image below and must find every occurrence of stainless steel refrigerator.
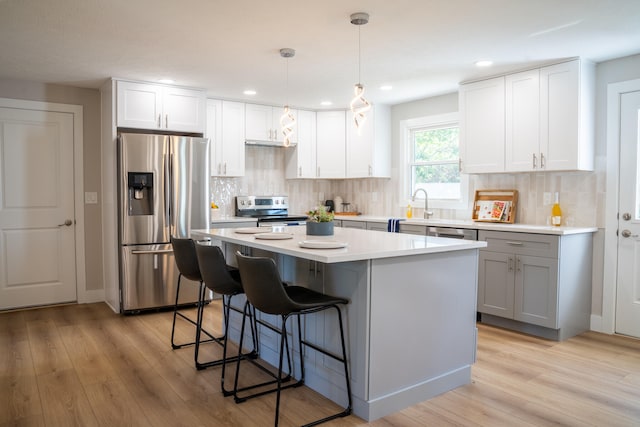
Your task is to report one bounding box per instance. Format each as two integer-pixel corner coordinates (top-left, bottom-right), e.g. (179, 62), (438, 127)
(117, 132), (210, 312)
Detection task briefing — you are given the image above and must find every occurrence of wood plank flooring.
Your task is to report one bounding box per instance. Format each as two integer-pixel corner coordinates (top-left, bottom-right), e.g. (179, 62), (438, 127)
(1, 301), (639, 426)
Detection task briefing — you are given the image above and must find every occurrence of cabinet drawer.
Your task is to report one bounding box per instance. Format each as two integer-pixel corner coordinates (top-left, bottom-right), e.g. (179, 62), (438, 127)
(479, 230), (558, 258)
(399, 224), (426, 235)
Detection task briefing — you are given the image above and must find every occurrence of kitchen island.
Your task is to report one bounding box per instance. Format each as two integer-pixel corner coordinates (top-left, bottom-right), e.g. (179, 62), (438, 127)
(192, 225), (487, 421)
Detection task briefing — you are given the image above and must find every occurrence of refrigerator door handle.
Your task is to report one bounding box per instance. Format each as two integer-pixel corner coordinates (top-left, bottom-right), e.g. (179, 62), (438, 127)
(130, 249), (174, 255)
(164, 153), (171, 228)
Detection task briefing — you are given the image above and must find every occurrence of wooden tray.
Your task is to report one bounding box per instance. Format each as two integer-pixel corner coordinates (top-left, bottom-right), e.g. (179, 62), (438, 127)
(472, 189), (518, 223)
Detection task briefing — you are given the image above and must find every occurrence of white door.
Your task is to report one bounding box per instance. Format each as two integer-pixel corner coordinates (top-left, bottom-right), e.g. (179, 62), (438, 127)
(0, 107), (76, 309)
(616, 89), (640, 337)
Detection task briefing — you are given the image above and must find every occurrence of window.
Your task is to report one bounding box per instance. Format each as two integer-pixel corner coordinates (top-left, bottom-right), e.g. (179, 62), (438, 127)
(400, 112), (469, 209)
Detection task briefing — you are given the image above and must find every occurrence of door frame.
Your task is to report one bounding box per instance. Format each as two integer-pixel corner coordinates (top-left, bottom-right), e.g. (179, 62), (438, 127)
(602, 78), (640, 334)
(0, 97), (88, 304)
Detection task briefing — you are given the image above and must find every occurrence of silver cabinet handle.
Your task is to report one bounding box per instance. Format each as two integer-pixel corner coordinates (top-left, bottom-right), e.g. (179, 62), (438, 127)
(459, 158), (462, 173)
(317, 166), (320, 177)
(157, 114), (161, 128)
(224, 162), (227, 175)
(540, 152), (545, 169)
(369, 165), (372, 176)
(299, 166), (302, 177)
(58, 219), (73, 227)
(532, 153), (537, 169)
(508, 257), (514, 272)
(165, 114), (168, 128)
(517, 257), (521, 272)
(506, 241), (523, 246)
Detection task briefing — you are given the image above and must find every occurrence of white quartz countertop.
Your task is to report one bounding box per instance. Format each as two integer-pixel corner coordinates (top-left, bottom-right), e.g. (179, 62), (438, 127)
(193, 225), (487, 264)
(334, 214), (597, 235)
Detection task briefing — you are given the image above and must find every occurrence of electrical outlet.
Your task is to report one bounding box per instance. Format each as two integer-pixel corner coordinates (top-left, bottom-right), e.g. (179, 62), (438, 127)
(543, 192), (552, 206)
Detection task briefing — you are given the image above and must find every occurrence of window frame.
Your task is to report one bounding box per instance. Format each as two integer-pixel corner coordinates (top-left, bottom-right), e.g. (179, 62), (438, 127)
(399, 112), (470, 210)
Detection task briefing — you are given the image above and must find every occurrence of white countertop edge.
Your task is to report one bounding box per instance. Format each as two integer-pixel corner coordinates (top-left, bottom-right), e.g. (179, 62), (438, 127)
(192, 227), (487, 264)
(334, 215), (597, 235)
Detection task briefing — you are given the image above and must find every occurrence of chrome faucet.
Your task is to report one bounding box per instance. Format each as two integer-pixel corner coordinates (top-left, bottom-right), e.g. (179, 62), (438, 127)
(412, 188), (434, 219)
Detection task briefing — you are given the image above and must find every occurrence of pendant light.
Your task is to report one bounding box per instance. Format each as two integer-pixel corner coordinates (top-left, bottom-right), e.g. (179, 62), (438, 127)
(279, 48), (296, 147)
(350, 12), (371, 134)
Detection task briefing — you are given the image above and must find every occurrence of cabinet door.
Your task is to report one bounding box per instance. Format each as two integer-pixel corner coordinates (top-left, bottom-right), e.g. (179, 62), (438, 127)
(459, 77), (505, 173)
(505, 70), (540, 172)
(346, 109), (374, 178)
(540, 60), (580, 171)
(220, 101), (246, 177)
(285, 109), (316, 178)
(162, 87), (205, 133)
(245, 103), (274, 141)
(316, 111), (346, 178)
(514, 255), (558, 328)
(477, 251), (514, 318)
(116, 81), (163, 129)
(205, 99), (223, 176)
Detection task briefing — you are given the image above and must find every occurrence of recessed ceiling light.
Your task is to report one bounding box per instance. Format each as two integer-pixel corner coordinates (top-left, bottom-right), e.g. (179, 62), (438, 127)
(475, 60), (493, 67)
(158, 79), (175, 84)
(380, 85), (392, 91)
(243, 89), (257, 95)
(320, 101), (333, 106)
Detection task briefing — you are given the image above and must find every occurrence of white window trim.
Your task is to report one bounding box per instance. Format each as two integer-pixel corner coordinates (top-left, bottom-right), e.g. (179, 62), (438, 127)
(399, 112), (470, 210)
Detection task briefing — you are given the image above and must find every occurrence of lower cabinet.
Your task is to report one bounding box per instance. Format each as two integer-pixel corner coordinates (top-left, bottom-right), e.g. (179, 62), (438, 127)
(477, 230), (592, 340)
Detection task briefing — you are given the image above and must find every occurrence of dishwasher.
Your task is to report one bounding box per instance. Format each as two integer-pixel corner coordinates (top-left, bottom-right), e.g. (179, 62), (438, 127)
(427, 226), (478, 240)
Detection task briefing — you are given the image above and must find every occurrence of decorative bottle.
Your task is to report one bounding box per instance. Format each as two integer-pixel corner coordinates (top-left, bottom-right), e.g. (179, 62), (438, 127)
(551, 192), (562, 226)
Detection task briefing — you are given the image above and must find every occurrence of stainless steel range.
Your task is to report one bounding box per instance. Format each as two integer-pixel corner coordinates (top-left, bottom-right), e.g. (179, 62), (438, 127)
(235, 196), (307, 225)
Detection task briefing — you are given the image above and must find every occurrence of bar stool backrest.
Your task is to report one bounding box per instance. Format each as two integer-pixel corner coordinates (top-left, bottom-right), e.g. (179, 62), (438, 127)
(195, 244), (243, 296)
(171, 237), (201, 282)
(235, 252), (297, 315)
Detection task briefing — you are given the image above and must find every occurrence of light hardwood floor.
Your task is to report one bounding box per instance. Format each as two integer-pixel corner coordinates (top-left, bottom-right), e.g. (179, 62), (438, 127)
(1, 301), (639, 427)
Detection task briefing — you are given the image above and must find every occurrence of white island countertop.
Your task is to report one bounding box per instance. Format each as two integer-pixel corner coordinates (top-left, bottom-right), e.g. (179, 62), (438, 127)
(193, 225), (487, 264)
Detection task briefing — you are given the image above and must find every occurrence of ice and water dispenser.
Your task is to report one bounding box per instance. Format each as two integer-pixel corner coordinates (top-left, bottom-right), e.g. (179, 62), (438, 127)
(127, 172), (153, 215)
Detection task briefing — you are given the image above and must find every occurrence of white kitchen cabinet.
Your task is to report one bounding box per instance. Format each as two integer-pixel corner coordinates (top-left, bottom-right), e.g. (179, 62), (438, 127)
(316, 111), (346, 178)
(346, 105), (391, 178)
(116, 81), (205, 133)
(540, 60), (594, 171)
(505, 59), (595, 172)
(206, 99), (245, 177)
(459, 76), (505, 173)
(285, 109), (317, 178)
(477, 230), (592, 340)
(505, 69), (540, 171)
(245, 103), (298, 144)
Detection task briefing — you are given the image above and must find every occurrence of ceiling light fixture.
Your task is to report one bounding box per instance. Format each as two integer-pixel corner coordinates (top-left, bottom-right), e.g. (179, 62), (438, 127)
(279, 48), (296, 147)
(475, 60), (493, 67)
(243, 89), (257, 95)
(320, 101), (333, 106)
(350, 12), (371, 134)
(158, 78), (175, 84)
(380, 85), (393, 91)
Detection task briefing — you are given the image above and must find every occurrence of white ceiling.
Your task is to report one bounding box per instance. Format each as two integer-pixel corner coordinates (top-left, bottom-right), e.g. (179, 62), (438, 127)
(1, 0), (640, 109)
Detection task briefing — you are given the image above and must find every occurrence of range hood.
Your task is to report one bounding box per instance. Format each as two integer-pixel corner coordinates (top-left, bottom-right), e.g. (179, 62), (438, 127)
(245, 139), (297, 147)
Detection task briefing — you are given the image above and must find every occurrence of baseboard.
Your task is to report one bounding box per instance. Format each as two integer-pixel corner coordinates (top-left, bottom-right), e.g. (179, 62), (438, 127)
(78, 289), (105, 304)
(590, 314), (605, 333)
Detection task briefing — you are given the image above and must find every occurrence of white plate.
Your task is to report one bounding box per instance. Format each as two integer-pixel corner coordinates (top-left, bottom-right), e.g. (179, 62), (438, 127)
(298, 240), (348, 249)
(254, 232), (294, 240)
(234, 227), (271, 234)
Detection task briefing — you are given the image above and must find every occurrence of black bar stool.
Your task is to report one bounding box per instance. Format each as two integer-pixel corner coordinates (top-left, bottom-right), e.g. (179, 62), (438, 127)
(234, 251), (353, 427)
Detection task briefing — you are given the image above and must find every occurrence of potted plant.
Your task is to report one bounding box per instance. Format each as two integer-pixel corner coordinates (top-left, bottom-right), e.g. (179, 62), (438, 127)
(306, 205), (335, 236)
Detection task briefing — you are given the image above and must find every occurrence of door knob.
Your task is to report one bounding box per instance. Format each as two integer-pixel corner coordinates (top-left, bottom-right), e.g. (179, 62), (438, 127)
(622, 212), (632, 221)
(621, 229), (638, 238)
(58, 219), (73, 227)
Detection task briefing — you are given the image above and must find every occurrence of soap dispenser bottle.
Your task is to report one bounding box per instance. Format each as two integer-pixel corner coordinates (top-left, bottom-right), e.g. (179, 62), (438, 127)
(551, 192), (562, 226)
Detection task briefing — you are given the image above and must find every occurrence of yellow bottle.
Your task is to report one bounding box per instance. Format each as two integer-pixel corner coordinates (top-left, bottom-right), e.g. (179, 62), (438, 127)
(551, 192), (562, 226)
(406, 204), (413, 219)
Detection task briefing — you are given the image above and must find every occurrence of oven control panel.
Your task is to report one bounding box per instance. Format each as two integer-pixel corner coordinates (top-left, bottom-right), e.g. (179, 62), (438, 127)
(236, 196), (289, 211)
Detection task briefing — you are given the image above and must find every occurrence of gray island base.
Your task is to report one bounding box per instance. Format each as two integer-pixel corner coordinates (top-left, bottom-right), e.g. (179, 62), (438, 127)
(193, 226), (487, 421)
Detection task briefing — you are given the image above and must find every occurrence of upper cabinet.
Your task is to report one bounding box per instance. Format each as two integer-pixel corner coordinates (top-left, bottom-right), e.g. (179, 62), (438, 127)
(245, 103), (298, 145)
(346, 105), (391, 178)
(460, 59), (595, 174)
(116, 80), (206, 133)
(505, 60), (595, 172)
(316, 111), (346, 178)
(285, 109), (317, 178)
(206, 99), (245, 177)
(459, 76), (506, 173)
